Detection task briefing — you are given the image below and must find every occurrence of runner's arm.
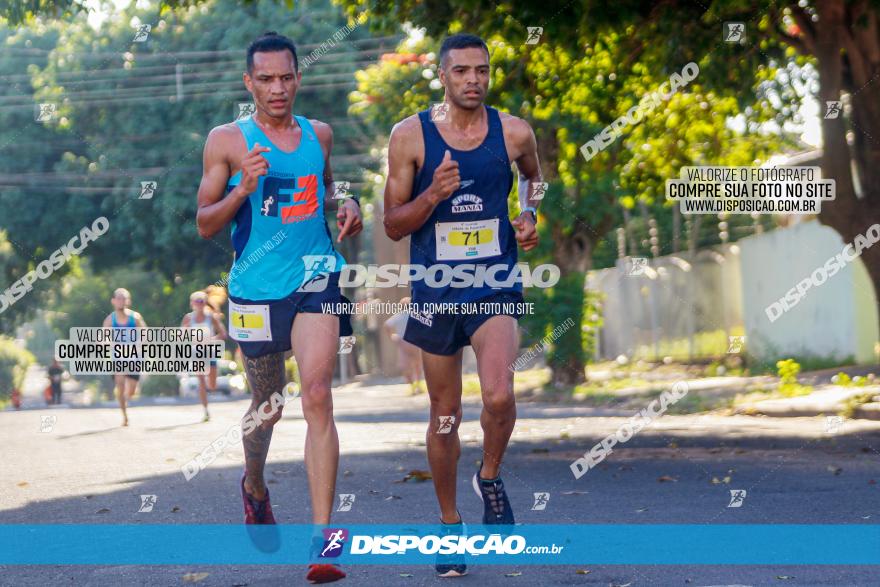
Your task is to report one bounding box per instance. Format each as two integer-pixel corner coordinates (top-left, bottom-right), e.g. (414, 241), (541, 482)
(314, 120), (362, 241)
(512, 119), (543, 215)
(196, 127), (247, 239)
(134, 312), (147, 328)
(211, 313), (227, 341)
(383, 120), (447, 241)
(508, 118), (541, 251)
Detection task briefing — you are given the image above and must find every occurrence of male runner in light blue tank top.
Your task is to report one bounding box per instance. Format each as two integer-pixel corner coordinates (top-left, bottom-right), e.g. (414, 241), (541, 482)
(196, 31), (361, 585)
(384, 34), (544, 578)
(102, 288), (147, 427)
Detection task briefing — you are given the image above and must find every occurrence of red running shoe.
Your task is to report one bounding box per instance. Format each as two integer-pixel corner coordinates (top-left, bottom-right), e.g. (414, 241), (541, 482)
(306, 564), (346, 584)
(240, 471), (276, 524)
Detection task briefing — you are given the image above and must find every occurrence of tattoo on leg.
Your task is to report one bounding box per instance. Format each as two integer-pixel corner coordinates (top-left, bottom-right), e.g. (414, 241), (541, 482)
(242, 352), (286, 493)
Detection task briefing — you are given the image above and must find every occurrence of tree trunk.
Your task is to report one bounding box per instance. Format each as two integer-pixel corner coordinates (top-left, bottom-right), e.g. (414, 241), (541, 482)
(547, 225), (593, 387)
(812, 0), (880, 340)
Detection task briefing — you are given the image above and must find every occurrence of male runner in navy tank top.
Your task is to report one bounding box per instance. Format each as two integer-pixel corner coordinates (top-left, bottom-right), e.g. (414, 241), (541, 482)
(384, 34), (543, 578)
(196, 32), (361, 584)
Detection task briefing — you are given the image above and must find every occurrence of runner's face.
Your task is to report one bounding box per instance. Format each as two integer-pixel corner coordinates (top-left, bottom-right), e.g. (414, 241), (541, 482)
(111, 294), (128, 311)
(244, 50), (300, 119)
(440, 47), (490, 110)
(191, 299), (206, 314)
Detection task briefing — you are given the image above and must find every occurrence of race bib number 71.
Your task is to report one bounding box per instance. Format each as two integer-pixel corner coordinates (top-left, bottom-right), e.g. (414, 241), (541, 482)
(229, 301), (272, 342)
(435, 219), (501, 261)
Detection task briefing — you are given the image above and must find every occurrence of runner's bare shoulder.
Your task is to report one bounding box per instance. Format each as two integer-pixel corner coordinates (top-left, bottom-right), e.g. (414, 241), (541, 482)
(205, 123), (247, 165)
(497, 111), (535, 160)
(307, 119), (333, 152)
(389, 115), (424, 164)
(497, 111), (533, 141)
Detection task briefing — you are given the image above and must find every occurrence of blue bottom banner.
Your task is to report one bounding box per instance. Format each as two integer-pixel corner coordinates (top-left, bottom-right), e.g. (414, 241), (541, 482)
(1, 524), (879, 565)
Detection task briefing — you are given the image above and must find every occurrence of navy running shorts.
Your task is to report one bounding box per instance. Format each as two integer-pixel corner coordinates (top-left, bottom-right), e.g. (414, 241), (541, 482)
(229, 272), (353, 359)
(403, 291), (524, 356)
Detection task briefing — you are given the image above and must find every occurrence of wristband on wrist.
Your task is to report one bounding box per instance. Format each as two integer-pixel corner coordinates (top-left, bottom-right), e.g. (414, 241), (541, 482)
(522, 206), (538, 223)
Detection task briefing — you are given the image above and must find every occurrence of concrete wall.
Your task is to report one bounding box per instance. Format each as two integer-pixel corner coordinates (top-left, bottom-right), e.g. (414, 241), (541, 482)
(739, 220), (878, 364)
(588, 220), (878, 365)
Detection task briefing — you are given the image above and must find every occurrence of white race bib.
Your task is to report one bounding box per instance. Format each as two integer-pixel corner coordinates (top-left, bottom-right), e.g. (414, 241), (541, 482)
(435, 219), (501, 260)
(228, 301), (272, 342)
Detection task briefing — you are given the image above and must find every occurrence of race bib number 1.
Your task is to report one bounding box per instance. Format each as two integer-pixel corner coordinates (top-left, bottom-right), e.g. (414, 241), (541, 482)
(435, 219), (501, 260)
(229, 301), (272, 342)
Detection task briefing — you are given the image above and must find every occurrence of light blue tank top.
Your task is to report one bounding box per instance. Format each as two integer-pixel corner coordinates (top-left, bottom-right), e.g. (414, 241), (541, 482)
(226, 115), (345, 301)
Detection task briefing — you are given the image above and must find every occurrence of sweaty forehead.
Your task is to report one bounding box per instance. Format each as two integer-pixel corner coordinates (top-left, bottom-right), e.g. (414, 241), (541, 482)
(444, 47), (490, 68)
(251, 50), (296, 75)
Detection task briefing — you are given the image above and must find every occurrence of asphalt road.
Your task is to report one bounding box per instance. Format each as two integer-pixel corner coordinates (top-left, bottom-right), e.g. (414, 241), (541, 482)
(2, 379), (880, 586)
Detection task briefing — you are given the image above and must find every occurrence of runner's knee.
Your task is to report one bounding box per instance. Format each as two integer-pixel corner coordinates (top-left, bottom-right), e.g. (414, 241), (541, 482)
(482, 384), (515, 414)
(300, 382), (333, 423)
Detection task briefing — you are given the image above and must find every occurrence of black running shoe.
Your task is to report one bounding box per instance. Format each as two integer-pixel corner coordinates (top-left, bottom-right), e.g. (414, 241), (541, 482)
(472, 463), (515, 525)
(435, 517), (467, 578)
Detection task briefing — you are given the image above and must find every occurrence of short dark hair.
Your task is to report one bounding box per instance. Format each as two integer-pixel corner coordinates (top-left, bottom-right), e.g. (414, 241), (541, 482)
(247, 31), (298, 73)
(439, 33), (489, 68)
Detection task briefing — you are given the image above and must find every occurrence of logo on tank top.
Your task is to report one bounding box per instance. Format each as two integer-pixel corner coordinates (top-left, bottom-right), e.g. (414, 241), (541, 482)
(451, 193), (483, 213)
(259, 174), (319, 223)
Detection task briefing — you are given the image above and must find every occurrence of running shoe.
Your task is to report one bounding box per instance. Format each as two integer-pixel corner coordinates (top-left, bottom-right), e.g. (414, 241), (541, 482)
(435, 516), (467, 577)
(472, 463), (515, 525)
(240, 471), (275, 524)
(306, 564), (346, 584)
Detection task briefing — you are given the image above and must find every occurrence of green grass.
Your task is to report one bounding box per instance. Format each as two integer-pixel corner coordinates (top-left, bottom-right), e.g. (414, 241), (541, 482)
(840, 392), (876, 419)
(632, 326), (746, 361)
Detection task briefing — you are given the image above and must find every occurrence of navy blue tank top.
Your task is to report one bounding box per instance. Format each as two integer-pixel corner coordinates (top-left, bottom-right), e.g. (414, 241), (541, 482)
(409, 106), (518, 303)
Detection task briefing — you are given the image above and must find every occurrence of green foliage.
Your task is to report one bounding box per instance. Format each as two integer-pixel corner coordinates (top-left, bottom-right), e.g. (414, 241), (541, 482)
(0, 336), (36, 399)
(776, 358), (811, 397)
(139, 373), (180, 397)
(832, 372), (871, 388)
(840, 392), (875, 419)
(0, 0), (381, 329)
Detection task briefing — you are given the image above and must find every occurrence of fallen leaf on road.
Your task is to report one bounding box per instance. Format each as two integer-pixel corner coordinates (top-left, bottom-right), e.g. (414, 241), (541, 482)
(171, 506), (181, 513)
(16, 482), (28, 487)
(504, 571), (522, 577)
(668, 441), (678, 449)
(384, 495), (402, 501)
(344, 470), (353, 477)
(827, 466), (842, 475)
(183, 572), (209, 582)
(562, 490), (588, 495)
(657, 475), (677, 483)
(776, 575), (795, 580)
(711, 476), (732, 485)
(398, 470), (432, 483)
(635, 507), (648, 513)
(575, 569), (591, 575)
(560, 432), (570, 439)
(96, 508), (110, 514)
(165, 458), (175, 463)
